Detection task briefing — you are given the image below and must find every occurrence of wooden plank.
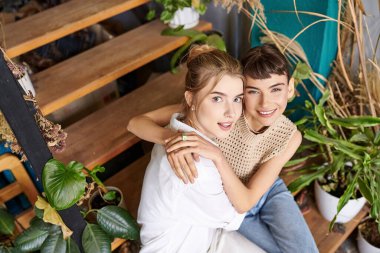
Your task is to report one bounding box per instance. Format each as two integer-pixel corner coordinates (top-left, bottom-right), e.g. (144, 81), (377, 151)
(34, 20), (211, 115)
(305, 203), (368, 253)
(54, 68), (186, 168)
(0, 154), (39, 205)
(0, 183), (23, 203)
(0, 0), (150, 58)
(16, 209), (35, 229)
(111, 238), (127, 251)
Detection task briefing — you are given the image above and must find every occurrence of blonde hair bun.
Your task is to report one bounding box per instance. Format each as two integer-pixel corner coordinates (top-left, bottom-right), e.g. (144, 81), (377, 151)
(187, 45), (216, 63)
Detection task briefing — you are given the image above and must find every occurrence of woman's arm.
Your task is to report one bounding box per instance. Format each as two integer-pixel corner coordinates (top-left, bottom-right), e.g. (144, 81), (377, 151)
(127, 104), (181, 145)
(166, 130), (302, 213)
(127, 104), (199, 183)
(215, 130), (302, 212)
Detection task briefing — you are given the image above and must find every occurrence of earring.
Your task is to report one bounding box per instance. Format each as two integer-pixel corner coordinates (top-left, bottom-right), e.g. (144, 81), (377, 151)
(191, 105), (195, 111)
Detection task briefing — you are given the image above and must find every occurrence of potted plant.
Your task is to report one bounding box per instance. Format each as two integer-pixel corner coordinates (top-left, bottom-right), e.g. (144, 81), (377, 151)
(0, 159), (140, 253)
(41, 159), (140, 252)
(286, 89), (380, 226)
(357, 217), (380, 253)
(147, 0), (211, 29)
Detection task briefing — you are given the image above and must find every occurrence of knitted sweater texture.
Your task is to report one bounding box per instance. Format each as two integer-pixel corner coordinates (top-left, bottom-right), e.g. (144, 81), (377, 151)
(217, 114), (297, 183)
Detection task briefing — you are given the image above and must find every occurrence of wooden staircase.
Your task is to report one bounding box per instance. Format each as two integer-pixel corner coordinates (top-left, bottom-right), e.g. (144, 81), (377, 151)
(1, 1), (365, 252)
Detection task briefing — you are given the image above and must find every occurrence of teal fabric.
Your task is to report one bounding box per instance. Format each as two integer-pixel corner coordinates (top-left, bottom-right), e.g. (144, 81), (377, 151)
(249, 0), (338, 120)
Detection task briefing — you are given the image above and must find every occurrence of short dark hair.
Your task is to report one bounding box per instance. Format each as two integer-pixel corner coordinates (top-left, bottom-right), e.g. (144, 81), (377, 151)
(241, 44), (289, 81)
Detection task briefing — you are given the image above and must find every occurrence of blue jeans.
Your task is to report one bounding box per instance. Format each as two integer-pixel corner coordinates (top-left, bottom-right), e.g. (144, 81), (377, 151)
(238, 178), (319, 253)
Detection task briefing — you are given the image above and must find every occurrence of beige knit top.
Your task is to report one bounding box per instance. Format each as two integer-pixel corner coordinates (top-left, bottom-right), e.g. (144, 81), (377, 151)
(216, 114), (297, 184)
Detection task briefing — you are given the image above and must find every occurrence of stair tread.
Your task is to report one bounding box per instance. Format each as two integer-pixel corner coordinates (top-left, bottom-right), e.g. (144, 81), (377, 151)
(107, 153), (368, 252)
(54, 68), (186, 168)
(305, 202), (367, 253)
(34, 20), (211, 115)
(1, 0), (149, 58)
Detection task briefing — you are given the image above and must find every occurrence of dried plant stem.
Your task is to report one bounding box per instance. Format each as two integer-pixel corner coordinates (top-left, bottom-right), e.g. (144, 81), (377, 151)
(337, 0), (354, 92)
(348, 0), (376, 118)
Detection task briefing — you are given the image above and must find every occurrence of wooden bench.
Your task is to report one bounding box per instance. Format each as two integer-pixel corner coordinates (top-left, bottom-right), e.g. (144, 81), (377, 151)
(0, 153), (38, 229)
(0, 0), (149, 58)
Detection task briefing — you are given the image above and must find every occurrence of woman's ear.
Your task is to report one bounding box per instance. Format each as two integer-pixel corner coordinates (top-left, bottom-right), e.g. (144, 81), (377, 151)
(287, 77), (295, 99)
(184, 91), (193, 107)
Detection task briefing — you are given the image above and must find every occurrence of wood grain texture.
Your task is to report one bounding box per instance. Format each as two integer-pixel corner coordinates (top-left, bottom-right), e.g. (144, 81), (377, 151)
(0, 153), (39, 205)
(34, 20), (211, 115)
(305, 203), (368, 253)
(1, 0), (149, 58)
(54, 68), (186, 168)
(0, 154), (39, 229)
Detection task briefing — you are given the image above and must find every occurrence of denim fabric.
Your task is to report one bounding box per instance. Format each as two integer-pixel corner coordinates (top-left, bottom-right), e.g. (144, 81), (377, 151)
(238, 178), (319, 253)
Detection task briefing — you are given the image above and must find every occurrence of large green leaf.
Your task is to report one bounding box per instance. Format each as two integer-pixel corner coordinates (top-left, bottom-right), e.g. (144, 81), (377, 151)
(43, 159), (86, 210)
(349, 133), (370, 143)
(0, 209), (15, 235)
(285, 153), (321, 167)
(15, 226), (49, 252)
(170, 33), (208, 73)
(318, 90), (330, 107)
(287, 165), (330, 193)
(329, 174), (359, 231)
(374, 130), (380, 145)
(330, 116), (380, 128)
(358, 177), (373, 204)
(314, 105), (337, 136)
(97, 206), (140, 240)
(66, 237), (80, 253)
(292, 62), (312, 82)
(161, 27), (203, 39)
(29, 217), (53, 232)
(205, 34), (226, 52)
(304, 130), (365, 160)
(0, 247), (22, 253)
(40, 233), (66, 253)
(82, 224), (111, 253)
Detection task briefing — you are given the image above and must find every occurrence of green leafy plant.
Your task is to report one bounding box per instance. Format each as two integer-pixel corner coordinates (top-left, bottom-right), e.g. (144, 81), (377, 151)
(161, 26), (226, 73)
(147, 0), (211, 23)
(0, 159), (140, 253)
(287, 90), (380, 231)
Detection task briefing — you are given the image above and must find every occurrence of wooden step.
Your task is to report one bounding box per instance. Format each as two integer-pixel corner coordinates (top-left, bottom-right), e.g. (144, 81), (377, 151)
(1, 0), (149, 58)
(54, 68), (186, 168)
(306, 203), (368, 253)
(34, 20), (211, 116)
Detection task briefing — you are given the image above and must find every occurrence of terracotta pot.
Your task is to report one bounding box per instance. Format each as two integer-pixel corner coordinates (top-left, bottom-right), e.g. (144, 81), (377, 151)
(169, 7), (199, 29)
(357, 227), (380, 253)
(314, 181), (366, 223)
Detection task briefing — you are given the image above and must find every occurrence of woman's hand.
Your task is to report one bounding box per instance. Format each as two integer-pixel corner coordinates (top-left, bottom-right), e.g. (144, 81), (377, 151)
(164, 132), (200, 184)
(165, 132), (225, 181)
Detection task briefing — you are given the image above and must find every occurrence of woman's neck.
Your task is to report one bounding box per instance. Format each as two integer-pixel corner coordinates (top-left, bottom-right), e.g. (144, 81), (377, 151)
(243, 112), (268, 134)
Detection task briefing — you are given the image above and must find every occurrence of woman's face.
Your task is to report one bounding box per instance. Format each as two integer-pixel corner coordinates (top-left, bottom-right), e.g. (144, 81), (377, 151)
(188, 74), (244, 139)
